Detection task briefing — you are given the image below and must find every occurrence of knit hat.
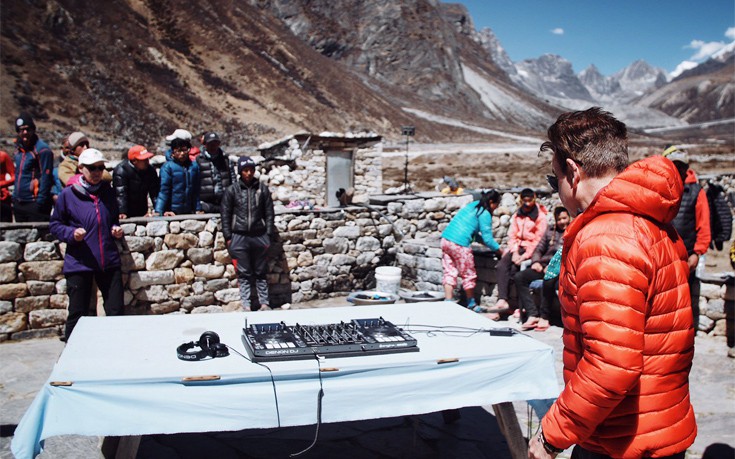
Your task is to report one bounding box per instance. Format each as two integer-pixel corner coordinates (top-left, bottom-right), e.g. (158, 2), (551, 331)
(238, 156), (256, 172)
(165, 128), (192, 142)
(78, 148), (106, 166)
(15, 113), (36, 132)
(68, 132), (89, 149)
(127, 145), (154, 161)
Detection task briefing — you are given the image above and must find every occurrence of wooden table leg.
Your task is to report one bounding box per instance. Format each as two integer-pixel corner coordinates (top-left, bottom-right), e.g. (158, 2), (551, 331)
(492, 402), (528, 459)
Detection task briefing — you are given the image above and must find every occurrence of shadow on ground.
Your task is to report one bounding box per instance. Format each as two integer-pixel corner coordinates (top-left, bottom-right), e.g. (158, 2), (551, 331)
(137, 407), (512, 459)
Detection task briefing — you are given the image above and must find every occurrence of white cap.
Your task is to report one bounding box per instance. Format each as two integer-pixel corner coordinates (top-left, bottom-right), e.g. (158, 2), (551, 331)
(78, 148), (106, 166)
(665, 150), (689, 164)
(165, 129), (192, 142)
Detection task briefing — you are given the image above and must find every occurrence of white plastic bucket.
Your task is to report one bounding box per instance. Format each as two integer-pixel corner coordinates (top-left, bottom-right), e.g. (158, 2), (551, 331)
(375, 266), (401, 295)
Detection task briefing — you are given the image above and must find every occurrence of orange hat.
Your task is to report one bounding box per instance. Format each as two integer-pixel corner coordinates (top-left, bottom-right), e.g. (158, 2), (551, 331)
(128, 145), (154, 161)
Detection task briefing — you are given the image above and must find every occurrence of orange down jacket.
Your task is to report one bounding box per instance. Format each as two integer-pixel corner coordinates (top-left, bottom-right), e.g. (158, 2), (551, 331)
(542, 156), (697, 457)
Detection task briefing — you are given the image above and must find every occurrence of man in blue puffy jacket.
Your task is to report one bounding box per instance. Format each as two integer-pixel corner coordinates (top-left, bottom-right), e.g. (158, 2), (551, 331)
(12, 113), (54, 221)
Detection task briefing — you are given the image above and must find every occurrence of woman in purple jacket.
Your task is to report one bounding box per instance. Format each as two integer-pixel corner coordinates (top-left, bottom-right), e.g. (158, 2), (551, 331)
(50, 148), (124, 340)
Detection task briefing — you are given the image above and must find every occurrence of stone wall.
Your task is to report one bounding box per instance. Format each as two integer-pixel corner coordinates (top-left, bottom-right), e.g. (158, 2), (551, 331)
(1, 188), (731, 341)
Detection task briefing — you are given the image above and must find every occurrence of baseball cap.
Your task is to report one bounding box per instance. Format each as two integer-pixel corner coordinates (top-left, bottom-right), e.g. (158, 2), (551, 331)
(128, 145), (155, 161)
(68, 132), (89, 149)
(15, 113), (36, 132)
(165, 129), (192, 142)
(238, 156), (256, 172)
(203, 132), (220, 144)
(78, 148), (106, 166)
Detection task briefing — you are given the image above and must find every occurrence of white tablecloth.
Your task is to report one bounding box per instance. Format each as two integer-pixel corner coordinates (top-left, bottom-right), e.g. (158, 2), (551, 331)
(11, 302), (560, 459)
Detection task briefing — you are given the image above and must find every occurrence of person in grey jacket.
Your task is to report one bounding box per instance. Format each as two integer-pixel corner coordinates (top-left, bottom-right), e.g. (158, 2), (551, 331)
(220, 156), (275, 310)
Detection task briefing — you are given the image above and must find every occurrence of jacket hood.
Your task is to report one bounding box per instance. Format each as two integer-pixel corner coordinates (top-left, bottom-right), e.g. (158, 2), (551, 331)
(684, 167), (698, 184)
(565, 156), (683, 242)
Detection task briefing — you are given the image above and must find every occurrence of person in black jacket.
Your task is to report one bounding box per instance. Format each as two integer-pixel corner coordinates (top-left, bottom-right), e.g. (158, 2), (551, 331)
(197, 132), (235, 214)
(113, 145), (160, 219)
(221, 156), (275, 310)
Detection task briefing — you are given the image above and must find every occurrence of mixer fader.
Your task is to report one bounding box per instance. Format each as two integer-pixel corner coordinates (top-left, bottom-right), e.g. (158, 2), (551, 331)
(242, 317), (419, 362)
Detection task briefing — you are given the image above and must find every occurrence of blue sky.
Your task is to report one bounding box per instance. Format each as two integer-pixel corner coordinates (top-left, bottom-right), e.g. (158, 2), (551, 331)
(460, 0), (735, 76)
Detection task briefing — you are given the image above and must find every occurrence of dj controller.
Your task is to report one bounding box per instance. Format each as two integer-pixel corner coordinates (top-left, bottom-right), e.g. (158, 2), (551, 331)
(241, 317), (419, 362)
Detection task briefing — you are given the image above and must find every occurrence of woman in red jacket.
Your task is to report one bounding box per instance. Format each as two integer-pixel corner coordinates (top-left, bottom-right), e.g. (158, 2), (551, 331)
(530, 108), (696, 459)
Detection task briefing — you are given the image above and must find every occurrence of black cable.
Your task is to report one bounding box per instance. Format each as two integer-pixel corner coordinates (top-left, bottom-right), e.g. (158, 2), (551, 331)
(290, 352), (325, 457)
(225, 344), (281, 428)
(402, 323), (518, 338)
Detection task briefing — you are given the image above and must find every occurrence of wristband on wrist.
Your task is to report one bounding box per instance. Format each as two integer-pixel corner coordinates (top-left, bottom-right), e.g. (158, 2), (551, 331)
(539, 430), (564, 454)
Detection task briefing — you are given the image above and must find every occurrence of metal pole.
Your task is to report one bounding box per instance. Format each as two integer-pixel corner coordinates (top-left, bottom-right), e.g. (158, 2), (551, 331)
(404, 134), (410, 193)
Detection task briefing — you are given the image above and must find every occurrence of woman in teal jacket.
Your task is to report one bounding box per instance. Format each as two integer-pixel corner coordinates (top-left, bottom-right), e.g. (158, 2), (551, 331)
(441, 190), (501, 314)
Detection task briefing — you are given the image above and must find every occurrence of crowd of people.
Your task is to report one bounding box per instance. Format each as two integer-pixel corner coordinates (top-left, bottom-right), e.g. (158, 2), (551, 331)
(2, 114), (276, 336)
(2, 106), (727, 457)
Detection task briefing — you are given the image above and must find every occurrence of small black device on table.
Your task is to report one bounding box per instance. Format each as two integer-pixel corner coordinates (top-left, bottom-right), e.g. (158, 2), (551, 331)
(241, 317), (419, 362)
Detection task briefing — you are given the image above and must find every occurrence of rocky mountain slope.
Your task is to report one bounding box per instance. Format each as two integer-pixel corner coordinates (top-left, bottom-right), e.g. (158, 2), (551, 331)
(0, 0), (557, 148)
(638, 52), (735, 123)
(0, 0), (731, 148)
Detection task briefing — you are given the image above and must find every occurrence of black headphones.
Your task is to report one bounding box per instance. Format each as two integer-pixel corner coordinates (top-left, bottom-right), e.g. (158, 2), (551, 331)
(177, 331), (230, 361)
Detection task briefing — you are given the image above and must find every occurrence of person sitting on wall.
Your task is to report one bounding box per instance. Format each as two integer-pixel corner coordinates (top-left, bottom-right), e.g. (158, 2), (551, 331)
(493, 188), (548, 318)
(221, 156), (276, 311)
(515, 206), (569, 331)
(441, 190), (502, 316)
(154, 134), (201, 216)
(440, 176), (464, 195)
(113, 145), (160, 219)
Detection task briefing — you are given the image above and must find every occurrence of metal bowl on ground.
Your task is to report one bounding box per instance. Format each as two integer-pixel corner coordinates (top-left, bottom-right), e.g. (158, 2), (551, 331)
(346, 291), (399, 305)
(399, 290), (445, 303)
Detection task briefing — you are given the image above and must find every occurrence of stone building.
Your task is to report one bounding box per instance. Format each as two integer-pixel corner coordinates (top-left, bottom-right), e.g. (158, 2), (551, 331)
(257, 132), (382, 207)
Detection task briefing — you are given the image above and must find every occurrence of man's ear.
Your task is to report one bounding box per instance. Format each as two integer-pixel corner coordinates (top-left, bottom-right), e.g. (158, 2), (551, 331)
(566, 158), (581, 189)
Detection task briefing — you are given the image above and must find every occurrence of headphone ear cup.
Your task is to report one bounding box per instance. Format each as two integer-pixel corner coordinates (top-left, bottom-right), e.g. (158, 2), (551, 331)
(199, 331), (220, 348)
(212, 342), (229, 358)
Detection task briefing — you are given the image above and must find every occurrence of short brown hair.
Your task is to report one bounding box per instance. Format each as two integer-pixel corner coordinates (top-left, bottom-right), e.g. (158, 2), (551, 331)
(541, 107), (628, 178)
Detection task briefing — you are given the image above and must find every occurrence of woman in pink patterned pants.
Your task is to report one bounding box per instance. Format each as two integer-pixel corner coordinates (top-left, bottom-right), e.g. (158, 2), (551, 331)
(440, 190), (501, 314)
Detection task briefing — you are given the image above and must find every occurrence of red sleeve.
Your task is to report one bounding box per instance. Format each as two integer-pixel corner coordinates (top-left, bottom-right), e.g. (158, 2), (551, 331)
(0, 151), (14, 188)
(693, 189), (711, 255)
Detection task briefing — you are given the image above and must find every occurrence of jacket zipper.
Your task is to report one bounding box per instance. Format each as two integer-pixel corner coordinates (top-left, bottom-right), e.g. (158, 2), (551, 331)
(92, 195), (105, 270)
(247, 184), (252, 232)
(17, 152), (26, 196)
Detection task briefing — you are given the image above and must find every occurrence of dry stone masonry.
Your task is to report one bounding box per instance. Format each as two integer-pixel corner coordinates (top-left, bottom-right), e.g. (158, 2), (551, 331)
(1, 186), (732, 341)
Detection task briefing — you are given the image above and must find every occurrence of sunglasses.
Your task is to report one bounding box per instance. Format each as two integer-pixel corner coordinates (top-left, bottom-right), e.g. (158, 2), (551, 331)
(76, 142), (90, 149)
(85, 165), (106, 172)
(547, 175), (559, 193)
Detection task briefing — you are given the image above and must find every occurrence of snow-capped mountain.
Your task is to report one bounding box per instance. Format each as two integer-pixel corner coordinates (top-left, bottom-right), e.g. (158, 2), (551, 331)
(609, 60), (668, 100)
(513, 54), (594, 101)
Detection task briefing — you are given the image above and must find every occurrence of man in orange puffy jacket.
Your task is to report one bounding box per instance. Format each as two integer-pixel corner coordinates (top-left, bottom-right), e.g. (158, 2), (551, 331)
(530, 107), (696, 458)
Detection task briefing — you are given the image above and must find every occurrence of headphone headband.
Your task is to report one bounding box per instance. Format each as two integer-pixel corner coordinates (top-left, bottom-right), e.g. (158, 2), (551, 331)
(176, 331), (229, 361)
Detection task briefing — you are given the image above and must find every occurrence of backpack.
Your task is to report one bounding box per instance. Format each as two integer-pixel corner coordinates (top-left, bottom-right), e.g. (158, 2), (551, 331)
(706, 182), (733, 251)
